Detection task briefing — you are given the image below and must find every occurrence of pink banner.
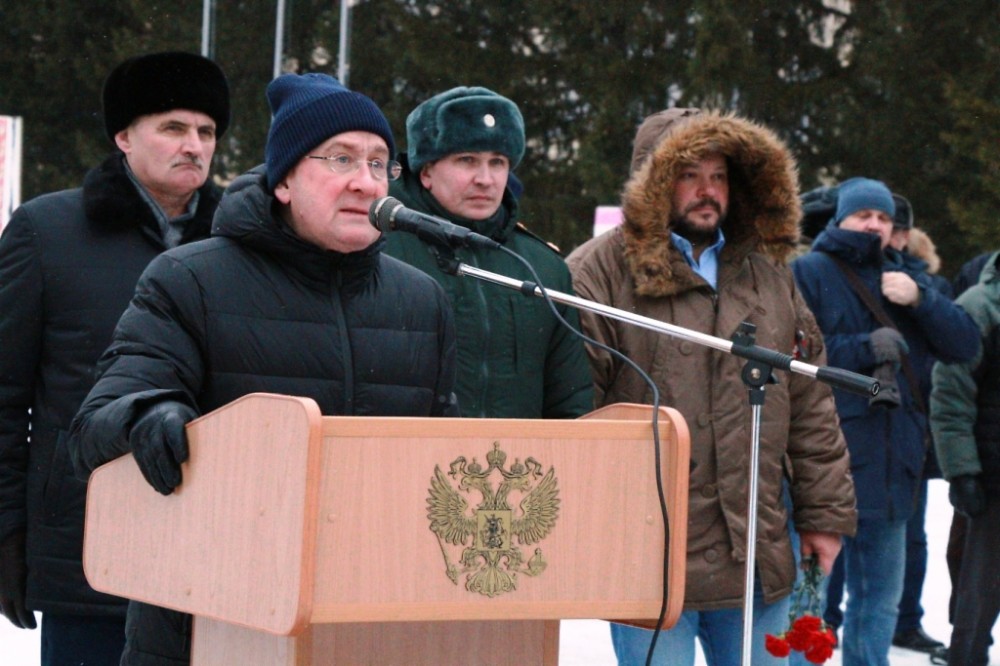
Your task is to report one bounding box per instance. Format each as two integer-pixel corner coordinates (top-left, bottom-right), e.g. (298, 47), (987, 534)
(0, 116), (23, 234)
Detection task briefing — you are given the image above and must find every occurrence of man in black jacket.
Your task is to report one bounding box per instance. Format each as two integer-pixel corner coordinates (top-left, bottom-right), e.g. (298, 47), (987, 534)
(0, 52), (229, 664)
(68, 72), (458, 666)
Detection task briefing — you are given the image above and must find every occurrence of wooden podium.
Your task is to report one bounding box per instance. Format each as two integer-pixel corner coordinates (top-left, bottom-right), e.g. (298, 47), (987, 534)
(83, 393), (690, 665)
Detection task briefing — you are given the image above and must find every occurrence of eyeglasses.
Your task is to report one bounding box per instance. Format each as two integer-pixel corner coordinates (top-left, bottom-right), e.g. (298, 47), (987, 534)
(307, 154), (402, 181)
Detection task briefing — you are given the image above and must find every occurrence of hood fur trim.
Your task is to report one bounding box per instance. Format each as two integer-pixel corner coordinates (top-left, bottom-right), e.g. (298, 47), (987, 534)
(621, 110), (801, 297)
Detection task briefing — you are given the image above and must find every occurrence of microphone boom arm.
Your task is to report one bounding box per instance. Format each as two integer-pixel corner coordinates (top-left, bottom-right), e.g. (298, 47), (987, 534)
(455, 262), (878, 397)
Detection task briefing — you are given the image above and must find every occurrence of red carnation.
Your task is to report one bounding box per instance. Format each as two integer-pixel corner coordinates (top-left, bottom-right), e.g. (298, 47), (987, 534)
(786, 614), (823, 650)
(803, 627), (837, 663)
(765, 633), (792, 658)
(792, 615), (823, 632)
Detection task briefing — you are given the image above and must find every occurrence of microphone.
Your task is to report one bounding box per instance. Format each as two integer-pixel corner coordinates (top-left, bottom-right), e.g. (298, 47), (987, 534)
(369, 196), (501, 250)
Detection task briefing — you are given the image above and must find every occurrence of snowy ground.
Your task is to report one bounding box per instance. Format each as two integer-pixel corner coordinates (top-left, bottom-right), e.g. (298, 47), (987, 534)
(3, 479), (998, 664)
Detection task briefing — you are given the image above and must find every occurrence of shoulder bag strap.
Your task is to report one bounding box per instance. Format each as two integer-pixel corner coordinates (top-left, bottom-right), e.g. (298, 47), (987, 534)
(823, 253), (926, 414)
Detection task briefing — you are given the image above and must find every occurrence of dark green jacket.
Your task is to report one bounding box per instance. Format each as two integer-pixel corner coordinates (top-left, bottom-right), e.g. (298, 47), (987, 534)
(383, 157), (593, 418)
(932, 252), (1000, 490)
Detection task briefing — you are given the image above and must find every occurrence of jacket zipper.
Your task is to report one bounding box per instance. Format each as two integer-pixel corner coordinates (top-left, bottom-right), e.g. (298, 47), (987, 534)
(332, 271), (353, 415)
(468, 250), (491, 417)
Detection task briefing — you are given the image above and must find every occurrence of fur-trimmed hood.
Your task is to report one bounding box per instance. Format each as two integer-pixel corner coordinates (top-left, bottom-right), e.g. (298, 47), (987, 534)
(620, 110), (801, 297)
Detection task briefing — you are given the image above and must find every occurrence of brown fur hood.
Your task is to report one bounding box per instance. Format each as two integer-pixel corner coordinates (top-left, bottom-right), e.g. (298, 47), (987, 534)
(620, 110), (802, 297)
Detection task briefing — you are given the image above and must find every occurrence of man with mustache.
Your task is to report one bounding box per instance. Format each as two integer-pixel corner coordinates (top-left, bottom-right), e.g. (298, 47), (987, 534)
(0, 52), (229, 664)
(567, 109), (856, 665)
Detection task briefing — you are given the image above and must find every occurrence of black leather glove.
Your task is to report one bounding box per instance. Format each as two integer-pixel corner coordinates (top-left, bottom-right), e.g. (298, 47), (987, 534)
(869, 327), (909, 366)
(0, 531), (36, 629)
(130, 401), (198, 495)
(949, 474), (987, 518)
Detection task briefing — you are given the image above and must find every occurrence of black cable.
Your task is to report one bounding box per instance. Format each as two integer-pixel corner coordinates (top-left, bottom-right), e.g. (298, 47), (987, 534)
(494, 245), (671, 666)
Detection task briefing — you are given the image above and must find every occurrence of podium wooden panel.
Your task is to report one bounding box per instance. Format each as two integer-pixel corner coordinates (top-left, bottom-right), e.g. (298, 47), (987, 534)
(83, 394), (689, 665)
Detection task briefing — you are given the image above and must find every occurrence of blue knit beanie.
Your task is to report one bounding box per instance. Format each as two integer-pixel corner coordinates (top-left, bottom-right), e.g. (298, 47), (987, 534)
(834, 177), (895, 225)
(406, 86), (525, 172)
(265, 73), (395, 191)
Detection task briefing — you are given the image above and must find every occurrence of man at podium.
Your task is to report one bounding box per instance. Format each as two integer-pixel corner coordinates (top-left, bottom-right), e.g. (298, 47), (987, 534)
(67, 73), (458, 665)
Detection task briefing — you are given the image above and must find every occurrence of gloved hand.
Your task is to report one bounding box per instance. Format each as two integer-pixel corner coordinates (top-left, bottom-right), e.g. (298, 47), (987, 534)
(130, 401), (198, 495)
(869, 327), (909, 366)
(869, 362), (902, 409)
(949, 474), (987, 518)
(0, 531), (36, 629)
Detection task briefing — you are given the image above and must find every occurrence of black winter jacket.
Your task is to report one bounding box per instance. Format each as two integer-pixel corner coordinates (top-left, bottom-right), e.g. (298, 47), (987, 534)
(67, 168), (458, 665)
(0, 154), (218, 616)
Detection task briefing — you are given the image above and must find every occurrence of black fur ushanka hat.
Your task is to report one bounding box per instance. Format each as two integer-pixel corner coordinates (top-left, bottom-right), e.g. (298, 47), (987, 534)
(102, 51), (230, 141)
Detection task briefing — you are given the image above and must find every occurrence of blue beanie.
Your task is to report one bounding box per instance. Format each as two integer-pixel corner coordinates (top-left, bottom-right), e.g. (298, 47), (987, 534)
(834, 177), (895, 225)
(265, 73), (395, 191)
(406, 86), (525, 172)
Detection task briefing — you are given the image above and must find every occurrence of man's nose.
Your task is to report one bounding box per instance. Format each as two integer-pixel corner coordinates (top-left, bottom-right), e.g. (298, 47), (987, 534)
(472, 163), (495, 183)
(181, 129), (205, 153)
(347, 162), (382, 195)
(696, 177), (718, 198)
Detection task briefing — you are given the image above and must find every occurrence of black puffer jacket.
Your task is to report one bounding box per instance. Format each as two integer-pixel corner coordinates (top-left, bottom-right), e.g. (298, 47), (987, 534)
(70, 166), (458, 472)
(0, 154), (218, 616)
(68, 167), (457, 664)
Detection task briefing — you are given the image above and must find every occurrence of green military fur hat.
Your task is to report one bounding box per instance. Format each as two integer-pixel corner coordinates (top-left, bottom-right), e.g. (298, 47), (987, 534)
(406, 86), (525, 172)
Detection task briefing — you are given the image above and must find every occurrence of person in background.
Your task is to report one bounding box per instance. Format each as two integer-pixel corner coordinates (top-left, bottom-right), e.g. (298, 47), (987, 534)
(792, 178), (979, 666)
(67, 73), (458, 666)
(822, 196), (953, 656)
(954, 252), (994, 298)
(0, 51), (229, 665)
(886, 212), (951, 656)
(931, 250), (1000, 666)
(568, 108), (856, 665)
(931, 248), (1000, 665)
(383, 86), (593, 420)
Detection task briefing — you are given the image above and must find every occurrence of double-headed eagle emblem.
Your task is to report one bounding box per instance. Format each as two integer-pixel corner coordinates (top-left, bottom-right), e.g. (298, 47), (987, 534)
(427, 441), (560, 597)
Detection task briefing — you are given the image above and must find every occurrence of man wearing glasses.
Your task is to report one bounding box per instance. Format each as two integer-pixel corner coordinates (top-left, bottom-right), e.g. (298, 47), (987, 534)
(67, 73), (458, 665)
(384, 86), (592, 421)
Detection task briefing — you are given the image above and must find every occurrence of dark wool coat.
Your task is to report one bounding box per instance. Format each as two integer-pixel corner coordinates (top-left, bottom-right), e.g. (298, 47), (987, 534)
(383, 156), (593, 419)
(0, 154), (218, 616)
(884, 246), (953, 480)
(67, 167), (458, 665)
(567, 111), (857, 610)
(792, 225), (980, 521)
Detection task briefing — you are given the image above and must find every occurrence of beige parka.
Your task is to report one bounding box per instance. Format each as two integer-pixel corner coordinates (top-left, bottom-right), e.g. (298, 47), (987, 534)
(567, 110), (857, 610)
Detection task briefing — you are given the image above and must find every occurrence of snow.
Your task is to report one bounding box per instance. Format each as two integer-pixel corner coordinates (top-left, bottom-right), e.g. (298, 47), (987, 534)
(3, 479), (998, 664)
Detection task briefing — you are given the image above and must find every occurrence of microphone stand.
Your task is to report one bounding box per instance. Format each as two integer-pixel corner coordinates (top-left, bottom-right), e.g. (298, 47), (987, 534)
(441, 256), (877, 665)
(455, 262), (878, 396)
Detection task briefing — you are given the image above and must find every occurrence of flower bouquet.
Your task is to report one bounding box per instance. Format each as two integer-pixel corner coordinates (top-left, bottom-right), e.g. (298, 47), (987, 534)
(765, 555), (837, 664)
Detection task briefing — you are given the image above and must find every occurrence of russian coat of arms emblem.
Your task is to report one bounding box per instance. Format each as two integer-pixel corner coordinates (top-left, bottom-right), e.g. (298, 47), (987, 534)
(426, 441), (560, 597)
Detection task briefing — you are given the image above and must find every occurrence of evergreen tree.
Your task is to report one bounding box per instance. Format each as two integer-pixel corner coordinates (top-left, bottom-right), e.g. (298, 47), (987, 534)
(2, 0), (996, 265)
